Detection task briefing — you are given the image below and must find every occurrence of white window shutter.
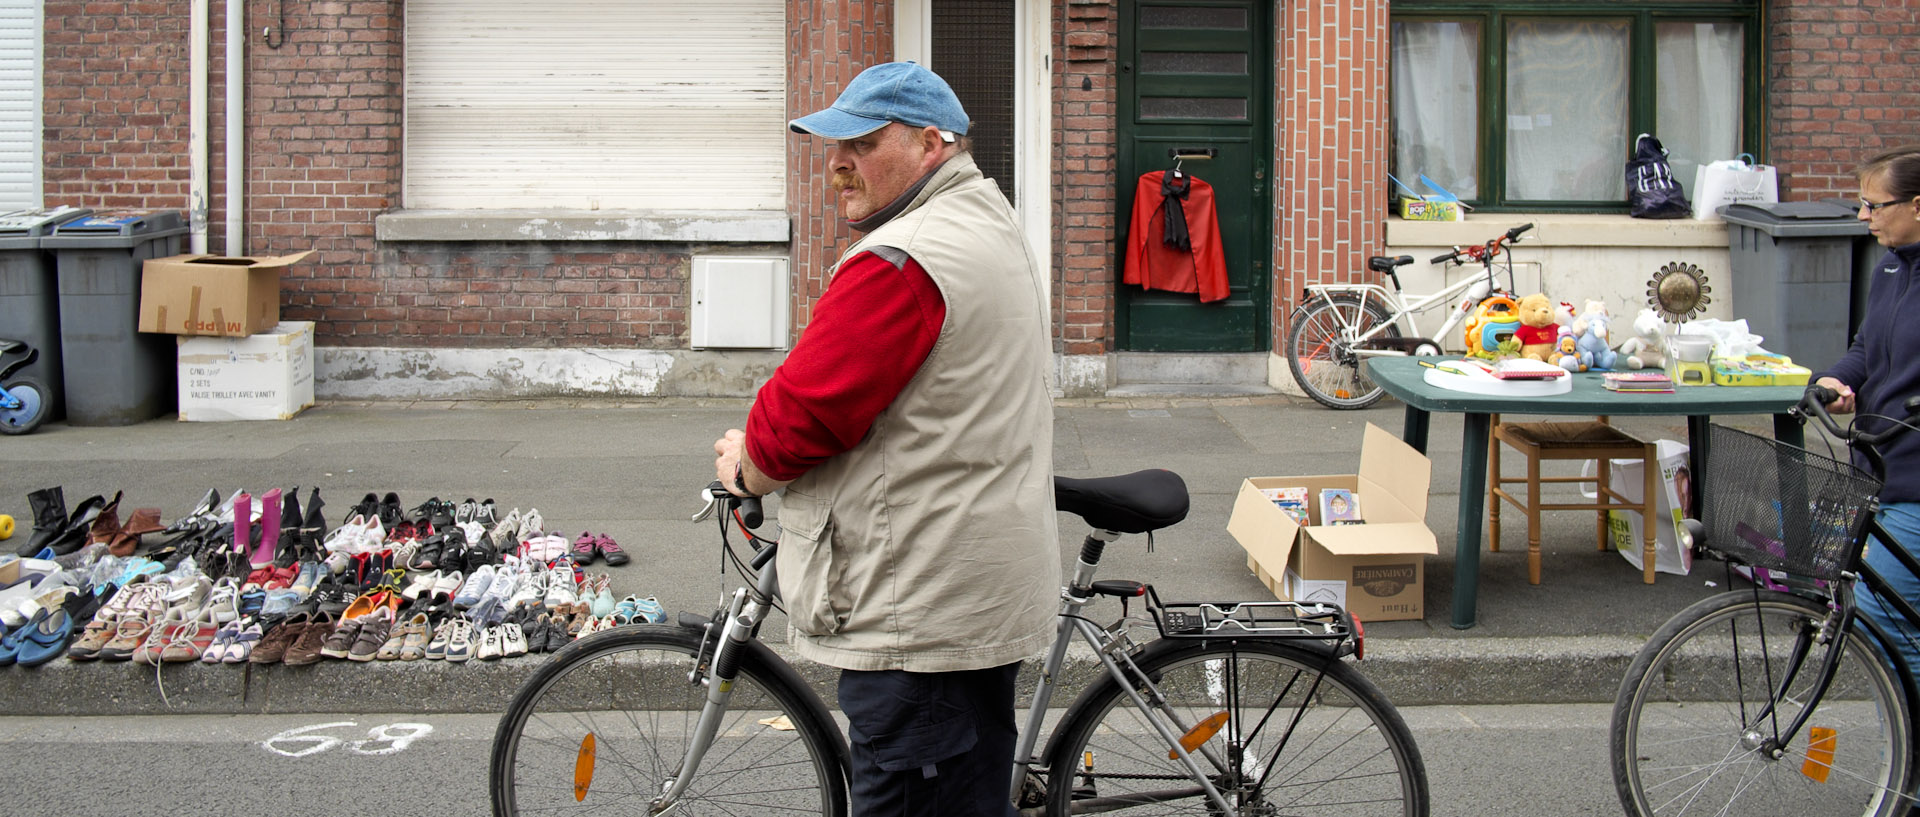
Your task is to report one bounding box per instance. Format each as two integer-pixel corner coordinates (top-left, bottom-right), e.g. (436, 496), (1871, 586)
(404, 0), (787, 211)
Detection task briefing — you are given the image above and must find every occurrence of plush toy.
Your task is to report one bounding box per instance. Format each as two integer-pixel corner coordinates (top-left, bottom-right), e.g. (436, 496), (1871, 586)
(1617, 307), (1668, 370)
(1555, 301), (1577, 332)
(1513, 293), (1559, 362)
(1574, 307), (1620, 371)
(1553, 327), (1584, 372)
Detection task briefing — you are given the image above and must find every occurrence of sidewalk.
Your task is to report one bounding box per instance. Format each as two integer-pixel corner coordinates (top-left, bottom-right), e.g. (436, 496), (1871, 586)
(0, 394), (1757, 714)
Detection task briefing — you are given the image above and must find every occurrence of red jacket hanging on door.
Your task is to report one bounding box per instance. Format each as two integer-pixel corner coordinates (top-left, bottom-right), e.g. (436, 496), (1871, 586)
(1124, 169), (1229, 303)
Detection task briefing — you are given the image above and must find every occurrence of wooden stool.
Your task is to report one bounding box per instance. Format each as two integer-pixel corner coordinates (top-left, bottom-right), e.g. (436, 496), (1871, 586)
(1488, 415), (1661, 584)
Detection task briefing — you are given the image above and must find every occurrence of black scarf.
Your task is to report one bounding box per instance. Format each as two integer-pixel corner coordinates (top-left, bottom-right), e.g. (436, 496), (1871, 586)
(1159, 170), (1192, 251)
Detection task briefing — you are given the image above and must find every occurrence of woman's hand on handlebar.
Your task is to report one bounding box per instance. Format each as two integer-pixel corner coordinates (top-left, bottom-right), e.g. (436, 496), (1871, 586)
(1812, 376), (1856, 415)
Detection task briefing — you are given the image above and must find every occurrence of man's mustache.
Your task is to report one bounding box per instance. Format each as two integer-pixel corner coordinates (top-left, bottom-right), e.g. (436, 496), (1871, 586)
(831, 172), (862, 191)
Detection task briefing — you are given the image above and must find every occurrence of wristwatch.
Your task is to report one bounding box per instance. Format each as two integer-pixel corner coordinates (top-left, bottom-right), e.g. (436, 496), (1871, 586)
(733, 463), (756, 497)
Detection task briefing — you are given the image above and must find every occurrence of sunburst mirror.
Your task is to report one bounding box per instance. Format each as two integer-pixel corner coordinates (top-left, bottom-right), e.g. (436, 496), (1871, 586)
(1646, 262), (1711, 323)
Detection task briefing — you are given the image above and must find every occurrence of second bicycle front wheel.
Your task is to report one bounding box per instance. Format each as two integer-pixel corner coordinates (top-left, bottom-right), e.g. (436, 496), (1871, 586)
(1611, 590), (1913, 817)
(490, 624), (849, 816)
(1044, 638), (1428, 815)
(1286, 295), (1400, 410)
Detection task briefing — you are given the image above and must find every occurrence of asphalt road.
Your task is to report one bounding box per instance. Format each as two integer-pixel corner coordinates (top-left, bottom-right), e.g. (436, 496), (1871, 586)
(0, 704), (1620, 817)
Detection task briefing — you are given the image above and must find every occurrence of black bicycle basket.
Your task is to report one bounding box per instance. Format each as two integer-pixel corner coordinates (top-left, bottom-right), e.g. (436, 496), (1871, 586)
(1701, 424), (1881, 582)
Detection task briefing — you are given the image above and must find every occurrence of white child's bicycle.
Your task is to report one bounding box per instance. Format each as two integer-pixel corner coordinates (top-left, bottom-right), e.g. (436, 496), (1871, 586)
(1285, 223), (1534, 409)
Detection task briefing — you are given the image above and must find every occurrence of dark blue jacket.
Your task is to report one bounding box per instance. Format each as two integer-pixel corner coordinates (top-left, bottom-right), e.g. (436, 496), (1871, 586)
(1817, 241), (1920, 502)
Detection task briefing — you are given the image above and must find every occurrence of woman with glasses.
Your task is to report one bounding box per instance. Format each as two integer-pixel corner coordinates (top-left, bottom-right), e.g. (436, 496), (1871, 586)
(1814, 144), (1920, 676)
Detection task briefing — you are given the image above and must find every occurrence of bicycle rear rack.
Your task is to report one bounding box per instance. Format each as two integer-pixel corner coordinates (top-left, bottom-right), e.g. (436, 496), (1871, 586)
(1147, 587), (1353, 645)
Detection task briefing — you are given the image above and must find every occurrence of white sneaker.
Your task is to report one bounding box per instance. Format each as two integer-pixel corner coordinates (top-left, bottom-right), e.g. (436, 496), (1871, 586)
(506, 570), (547, 611)
(444, 619), (476, 662)
(517, 509), (544, 544)
(430, 569), (465, 598)
(480, 564), (521, 608)
(501, 622), (528, 657)
(477, 624), (504, 660)
(401, 570), (440, 600)
(544, 566), (577, 608)
(453, 565), (495, 607)
(202, 578), (241, 623)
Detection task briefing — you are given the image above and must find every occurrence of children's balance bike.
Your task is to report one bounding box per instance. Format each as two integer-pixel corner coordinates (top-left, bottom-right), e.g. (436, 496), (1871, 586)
(0, 338), (49, 436)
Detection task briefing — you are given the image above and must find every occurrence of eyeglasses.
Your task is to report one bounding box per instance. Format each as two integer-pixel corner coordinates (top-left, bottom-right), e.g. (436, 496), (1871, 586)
(1860, 197), (1908, 214)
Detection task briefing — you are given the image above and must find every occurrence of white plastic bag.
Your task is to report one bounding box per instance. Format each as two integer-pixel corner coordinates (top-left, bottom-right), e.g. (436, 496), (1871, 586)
(1691, 155), (1778, 220)
(1680, 318), (1767, 358)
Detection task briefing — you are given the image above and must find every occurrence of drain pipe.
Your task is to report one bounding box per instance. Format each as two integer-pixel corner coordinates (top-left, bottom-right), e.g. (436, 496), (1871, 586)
(188, 0), (208, 253)
(224, 0), (244, 254)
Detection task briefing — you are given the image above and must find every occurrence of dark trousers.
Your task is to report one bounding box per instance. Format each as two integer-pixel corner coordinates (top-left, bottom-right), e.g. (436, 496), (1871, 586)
(838, 662), (1022, 817)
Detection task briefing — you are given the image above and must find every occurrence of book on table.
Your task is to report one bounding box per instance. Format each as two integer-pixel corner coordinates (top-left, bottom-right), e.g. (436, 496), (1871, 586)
(1603, 371), (1674, 392)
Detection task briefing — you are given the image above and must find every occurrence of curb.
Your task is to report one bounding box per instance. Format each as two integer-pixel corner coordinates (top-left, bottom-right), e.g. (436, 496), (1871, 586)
(1, 636), (1643, 716)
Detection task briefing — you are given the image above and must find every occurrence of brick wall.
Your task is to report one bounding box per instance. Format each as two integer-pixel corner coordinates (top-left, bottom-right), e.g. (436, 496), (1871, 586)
(787, 0), (894, 332)
(1768, 0), (1920, 200)
(1056, 0), (1118, 356)
(42, 2), (192, 210)
(1273, 0), (1391, 335)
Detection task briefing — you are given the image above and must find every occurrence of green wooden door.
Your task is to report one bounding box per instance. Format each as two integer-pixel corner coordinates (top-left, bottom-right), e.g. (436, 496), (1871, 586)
(1116, 0), (1271, 352)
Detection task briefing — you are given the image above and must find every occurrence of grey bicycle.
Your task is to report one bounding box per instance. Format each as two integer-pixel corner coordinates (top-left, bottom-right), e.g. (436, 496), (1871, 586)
(489, 469), (1429, 815)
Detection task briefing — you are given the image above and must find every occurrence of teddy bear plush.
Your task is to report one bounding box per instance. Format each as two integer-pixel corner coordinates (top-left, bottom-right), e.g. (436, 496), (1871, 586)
(1573, 303), (1620, 371)
(1513, 293), (1559, 362)
(1617, 307), (1668, 370)
(1553, 326), (1584, 372)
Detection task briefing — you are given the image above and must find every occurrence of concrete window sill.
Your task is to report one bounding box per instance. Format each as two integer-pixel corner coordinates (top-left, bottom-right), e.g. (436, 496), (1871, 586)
(1387, 213), (1728, 248)
(373, 209), (791, 243)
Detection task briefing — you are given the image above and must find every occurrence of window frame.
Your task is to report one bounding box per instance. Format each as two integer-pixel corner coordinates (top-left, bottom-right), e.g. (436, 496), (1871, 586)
(1391, 0), (1765, 212)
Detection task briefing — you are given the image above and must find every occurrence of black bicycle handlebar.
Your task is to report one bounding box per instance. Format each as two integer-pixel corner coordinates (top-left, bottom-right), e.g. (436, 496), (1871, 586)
(1505, 223), (1534, 241)
(705, 481), (764, 529)
(1428, 250), (1457, 265)
(1794, 387), (1920, 481)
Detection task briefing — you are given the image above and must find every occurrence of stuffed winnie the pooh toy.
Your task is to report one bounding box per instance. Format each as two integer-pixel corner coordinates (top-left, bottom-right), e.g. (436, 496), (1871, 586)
(1514, 293), (1559, 362)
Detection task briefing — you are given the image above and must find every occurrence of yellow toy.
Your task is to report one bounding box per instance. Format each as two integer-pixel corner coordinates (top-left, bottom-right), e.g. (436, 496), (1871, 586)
(1514, 293), (1559, 362)
(1463, 294), (1521, 359)
(0, 513), (12, 540)
(1552, 328), (1584, 372)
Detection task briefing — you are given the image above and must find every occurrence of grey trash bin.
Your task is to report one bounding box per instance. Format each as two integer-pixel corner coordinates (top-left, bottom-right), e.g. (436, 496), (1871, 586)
(0, 206), (93, 422)
(1720, 201), (1868, 372)
(41, 210), (188, 426)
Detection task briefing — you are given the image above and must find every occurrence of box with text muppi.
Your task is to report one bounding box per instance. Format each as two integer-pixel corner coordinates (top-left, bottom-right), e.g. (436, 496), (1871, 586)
(1227, 423), (1438, 622)
(139, 250), (313, 337)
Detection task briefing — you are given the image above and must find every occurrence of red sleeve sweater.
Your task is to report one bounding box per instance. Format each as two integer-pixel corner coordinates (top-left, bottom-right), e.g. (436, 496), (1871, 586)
(745, 250), (948, 481)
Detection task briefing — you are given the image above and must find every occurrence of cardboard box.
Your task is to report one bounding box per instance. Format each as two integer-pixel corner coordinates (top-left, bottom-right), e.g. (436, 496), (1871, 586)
(1397, 197), (1464, 222)
(139, 250), (312, 337)
(1227, 423), (1439, 621)
(176, 321), (315, 421)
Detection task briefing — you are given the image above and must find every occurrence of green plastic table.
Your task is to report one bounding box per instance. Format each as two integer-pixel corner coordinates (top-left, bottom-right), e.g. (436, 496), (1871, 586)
(1363, 356), (1807, 629)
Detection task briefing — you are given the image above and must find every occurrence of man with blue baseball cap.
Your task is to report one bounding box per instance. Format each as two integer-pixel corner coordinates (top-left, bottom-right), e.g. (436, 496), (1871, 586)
(714, 61), (1057, 814)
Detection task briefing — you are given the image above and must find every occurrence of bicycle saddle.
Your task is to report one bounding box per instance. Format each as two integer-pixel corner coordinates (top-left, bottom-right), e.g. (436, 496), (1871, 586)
(1054, 470), (1190, 534)
(1367, 255), (1413, 273)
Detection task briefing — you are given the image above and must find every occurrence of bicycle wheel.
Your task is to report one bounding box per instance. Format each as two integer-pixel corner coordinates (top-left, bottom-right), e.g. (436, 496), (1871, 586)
(1043, 638), (1428, 816)
(490, 624), (849, 816)
(1286, 295), (1401, 410)
(0, 377), (48, 435)
(1612, 590), (1914, 817)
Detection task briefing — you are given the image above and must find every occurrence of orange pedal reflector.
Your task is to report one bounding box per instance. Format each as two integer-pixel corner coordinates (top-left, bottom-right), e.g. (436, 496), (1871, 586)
(1801, 726), (1836, 783)
(1169, 711), (1230, 759)
(1334, 389), (1353, 399)
(574, 732), (598, 801)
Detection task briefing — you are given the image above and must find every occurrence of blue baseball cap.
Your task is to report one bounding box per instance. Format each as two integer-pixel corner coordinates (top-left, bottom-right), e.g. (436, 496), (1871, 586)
(789, 62), (970, 139)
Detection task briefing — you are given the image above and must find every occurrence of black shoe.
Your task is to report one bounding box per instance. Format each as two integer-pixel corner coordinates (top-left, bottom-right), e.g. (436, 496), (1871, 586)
(20, 486), (67, 557)
(44, 494), (108, 557)
(378, 492), (405, 530)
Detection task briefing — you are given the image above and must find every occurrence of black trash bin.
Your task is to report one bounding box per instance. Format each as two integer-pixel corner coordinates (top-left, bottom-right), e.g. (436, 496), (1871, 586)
(1720, 201), (1868, 372)
(0, 206), (93, 422)
(41, 210), (188, 426)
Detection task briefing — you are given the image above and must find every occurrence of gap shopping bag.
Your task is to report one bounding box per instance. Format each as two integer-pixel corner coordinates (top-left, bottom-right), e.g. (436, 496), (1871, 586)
(1691, 154), (1778, 220)
(1626, 134), (1692, 219)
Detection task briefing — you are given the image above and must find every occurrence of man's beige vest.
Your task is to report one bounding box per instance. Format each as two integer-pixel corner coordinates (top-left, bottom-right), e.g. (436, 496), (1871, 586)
(775, 154), (1059, 672)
